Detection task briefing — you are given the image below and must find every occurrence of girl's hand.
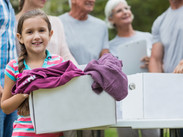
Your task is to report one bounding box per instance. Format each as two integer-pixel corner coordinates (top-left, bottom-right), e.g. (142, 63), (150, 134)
(1, 93), (29, 114)
(174, 60), (183, 73)
(1, 75), (29, 114)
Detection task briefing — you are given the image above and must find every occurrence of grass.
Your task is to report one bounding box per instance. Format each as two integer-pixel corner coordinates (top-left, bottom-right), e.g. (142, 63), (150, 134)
(105, 128), (170, 137)
(105, 128), (118, 137)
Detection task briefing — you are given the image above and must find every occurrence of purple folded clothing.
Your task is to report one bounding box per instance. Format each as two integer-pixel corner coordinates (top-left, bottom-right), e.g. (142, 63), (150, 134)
(84, 53), (128, 101)
(12, 60), (85, 95)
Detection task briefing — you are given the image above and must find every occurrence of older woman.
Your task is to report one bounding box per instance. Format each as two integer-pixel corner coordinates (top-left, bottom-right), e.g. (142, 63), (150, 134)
(104, 0), (160, 137)
(105, 0), (152, 69)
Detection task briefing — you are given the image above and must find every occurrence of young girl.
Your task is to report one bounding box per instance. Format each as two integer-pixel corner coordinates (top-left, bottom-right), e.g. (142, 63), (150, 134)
(1, 9), (64, 137)
(15, 0), (78, 66)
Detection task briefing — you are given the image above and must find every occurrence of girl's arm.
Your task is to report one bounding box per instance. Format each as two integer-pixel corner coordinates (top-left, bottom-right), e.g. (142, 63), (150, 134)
(1, 75), (28, 114)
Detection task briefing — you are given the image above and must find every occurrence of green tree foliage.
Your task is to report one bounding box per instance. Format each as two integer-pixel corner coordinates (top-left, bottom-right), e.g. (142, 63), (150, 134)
(10, 0), (169, 40)
(128, 0), (169, 32)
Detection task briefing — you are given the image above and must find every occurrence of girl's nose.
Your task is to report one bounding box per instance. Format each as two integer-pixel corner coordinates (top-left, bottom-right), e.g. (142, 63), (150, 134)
(33, 32), (41, 39)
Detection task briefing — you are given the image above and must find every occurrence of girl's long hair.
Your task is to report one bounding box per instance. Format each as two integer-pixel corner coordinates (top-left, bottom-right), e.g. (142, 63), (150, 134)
(19, 0), (25, 11)
(16, 9), (52, 115)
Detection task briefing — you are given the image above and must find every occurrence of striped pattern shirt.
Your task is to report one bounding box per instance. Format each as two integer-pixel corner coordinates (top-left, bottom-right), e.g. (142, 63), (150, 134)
(0, 0), (17, 87)
(5, 50), (64, 82)
(6, 50), (64, 136)
(12, 115), (64, 137)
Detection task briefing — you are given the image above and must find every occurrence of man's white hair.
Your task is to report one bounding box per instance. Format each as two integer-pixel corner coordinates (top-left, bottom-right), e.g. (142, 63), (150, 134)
(68, 0), (71, 8)
(104, 0), (128, 29)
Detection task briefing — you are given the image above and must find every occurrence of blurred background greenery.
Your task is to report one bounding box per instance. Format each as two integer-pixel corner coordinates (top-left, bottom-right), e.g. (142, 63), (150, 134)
(10, 0), (169, 40)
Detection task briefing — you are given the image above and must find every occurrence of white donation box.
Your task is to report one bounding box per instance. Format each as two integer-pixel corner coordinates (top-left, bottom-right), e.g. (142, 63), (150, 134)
(29, 75), (116, 134)
(115, 73), (183, 129)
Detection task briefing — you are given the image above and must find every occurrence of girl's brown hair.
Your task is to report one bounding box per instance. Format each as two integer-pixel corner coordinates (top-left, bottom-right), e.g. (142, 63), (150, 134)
(17, 9), (52, 115)
(19, 0), (25, 11)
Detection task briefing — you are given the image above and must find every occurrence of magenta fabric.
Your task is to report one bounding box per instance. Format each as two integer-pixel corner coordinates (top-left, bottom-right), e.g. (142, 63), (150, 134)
(84, 53), (128, 101)
(12, 60), (84, 95)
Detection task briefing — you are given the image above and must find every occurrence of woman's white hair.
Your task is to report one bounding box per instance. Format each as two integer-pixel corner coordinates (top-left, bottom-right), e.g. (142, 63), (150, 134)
(104, 0), (129, 29)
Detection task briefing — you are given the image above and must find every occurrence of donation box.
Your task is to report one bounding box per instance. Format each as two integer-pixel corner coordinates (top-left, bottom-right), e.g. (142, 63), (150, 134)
(29, 75), (116, 134)
(115, 73), (183, 129)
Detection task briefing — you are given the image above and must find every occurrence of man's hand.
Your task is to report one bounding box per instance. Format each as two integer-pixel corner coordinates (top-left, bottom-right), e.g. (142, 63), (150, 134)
(99, 49), (109, 57)
(174, 60), (183, 73)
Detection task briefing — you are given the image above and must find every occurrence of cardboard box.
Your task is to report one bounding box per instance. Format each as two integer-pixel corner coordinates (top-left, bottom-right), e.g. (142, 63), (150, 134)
(115, 73), (183, 128)
(29, 75), (116, 134)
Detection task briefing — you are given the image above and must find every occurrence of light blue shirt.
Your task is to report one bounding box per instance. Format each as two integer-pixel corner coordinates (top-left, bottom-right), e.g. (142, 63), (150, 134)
(0, 0), (17, 87)
(59, 13), (109, 65)
(152, 6), (183, 73)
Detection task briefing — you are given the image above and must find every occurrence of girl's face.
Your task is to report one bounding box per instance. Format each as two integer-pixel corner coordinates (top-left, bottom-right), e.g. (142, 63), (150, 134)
(17, 16), (53, 55)
(28, 0), (47, 9)
(110, 2), (133, 28)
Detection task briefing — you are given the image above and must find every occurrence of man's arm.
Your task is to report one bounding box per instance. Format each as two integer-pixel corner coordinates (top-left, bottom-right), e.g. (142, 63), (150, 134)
(149, 42), (164, 72)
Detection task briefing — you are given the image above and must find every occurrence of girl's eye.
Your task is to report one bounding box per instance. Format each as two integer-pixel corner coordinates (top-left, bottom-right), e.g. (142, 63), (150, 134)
(39, 29), (45, 32)
(26, 31), (32, 34)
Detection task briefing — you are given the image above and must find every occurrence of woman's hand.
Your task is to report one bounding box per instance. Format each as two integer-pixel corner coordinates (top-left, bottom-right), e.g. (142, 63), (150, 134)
(141, 56), (150, 69)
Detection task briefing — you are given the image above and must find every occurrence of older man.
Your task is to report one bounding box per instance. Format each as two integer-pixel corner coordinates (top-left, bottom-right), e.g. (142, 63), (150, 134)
(149, 0), (183, 136)
(59, 0), (109, 137)
(149, 0), (183, 73)
(59, 0), (109, 65)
